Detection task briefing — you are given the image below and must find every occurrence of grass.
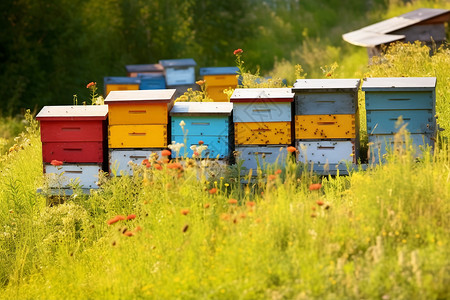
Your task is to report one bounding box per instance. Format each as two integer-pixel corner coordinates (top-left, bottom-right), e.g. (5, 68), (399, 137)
(0, 44), (449, 299)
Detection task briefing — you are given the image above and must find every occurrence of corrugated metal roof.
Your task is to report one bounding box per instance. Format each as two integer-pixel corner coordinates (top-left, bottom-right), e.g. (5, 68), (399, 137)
(292, 79), (361, 92)
(104, 90), (176, 103)
(343, 8), (450, 47)
(200, 67), (239, 76)
(36, 105), (108, 120)
(159, 58), (197, 68)
(169, 102), (233, 116)
(362, 77), (436, 91)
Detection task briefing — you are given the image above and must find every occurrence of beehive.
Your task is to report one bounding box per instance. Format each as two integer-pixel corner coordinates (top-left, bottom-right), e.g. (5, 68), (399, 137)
(170, 102), (233, 159)
(103, 77), (140, 97)
(231, 88), (294, 170)
(138, 74), (166, 90)
(200, 67), (239, 102)
(292, 79), (360, 172)
(125, 63), (164, 77)
(36, 105), (109, 189)
(159, 58), (197, 86)
(362, 77), (436, 163)
(105, 89), (176, 174)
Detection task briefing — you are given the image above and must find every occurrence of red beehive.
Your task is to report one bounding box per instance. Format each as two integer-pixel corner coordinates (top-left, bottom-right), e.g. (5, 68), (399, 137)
(36, 105), (109, 164)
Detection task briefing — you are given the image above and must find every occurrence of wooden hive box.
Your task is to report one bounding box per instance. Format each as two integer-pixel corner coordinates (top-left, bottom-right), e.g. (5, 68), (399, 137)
(170, 102), (233, 159)
(138, 74), (166, 90)
(200, 67), (239, 102)
(159, 58), (197, 86)
(125, 63), (164, 77)
(105, 89), (176, 148)
(362, 77), (436, 162)
(235, 145), (288, 171)
(230, 88), (294, 146)
(103, 77), (140, 97)
(36, 105), (109, 189)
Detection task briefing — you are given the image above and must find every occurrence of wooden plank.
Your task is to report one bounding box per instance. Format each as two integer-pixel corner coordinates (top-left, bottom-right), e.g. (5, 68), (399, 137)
(42, 142), (104, 163)
(233, 102), (292, 123)
(367, 109), (433, 134)
(365, 91), (433, 110)
(362, 77), (436, 91)
(296, 140), (356, 164)
(171, 135), (230, 159)
(36, 105), (108, 120)
(108, 102), (168, 125)
(164, 66), (196, 86)
(109, 148), (164, 176)
(206, 85), (231, 102)
(204, 74), (238, 86)
(169, 102), (233, 116)
(235, 122), (291, 145)
(109, 125), (167, 148)
(295, 92), (356, 115)
(44, 164), (103, 189)
(171, 116), (229, 136)
(104, 89), (176, 104)
(230, 88), (294, 103)
(40, 120), (105, 142)
(292, 79), (360, 92)
(235, 145), (288, 171)
(295, 114), (356, 139)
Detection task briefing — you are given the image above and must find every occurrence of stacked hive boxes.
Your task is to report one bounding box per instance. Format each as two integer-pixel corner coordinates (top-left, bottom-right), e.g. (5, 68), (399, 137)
(230, 88), (294, 170)
(103, 77), (140, 97)
(199, 67), (239, 102)
(159, 58), (197, 99)
(170, 102), (233, 162)
(362, 77), (436, 163)
(292, 79), (360, 174)
(105, 90), (176, 175)
(36, 105), (109, 190)
(125, 63), (164, 77)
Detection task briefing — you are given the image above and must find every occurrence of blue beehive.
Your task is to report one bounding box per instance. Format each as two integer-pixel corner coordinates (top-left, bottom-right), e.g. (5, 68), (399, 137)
(169, 102), (233, 160)
(138, 74), (166, 90)
(159, 58), (197, 86)
(362, 77), (436, 163)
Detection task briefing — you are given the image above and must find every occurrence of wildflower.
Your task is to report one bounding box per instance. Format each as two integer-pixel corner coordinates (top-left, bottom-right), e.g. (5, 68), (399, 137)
(127, 214), (136, 220)
(161, 149), (171, 157)
(134, 226), (142, 232)
(179, 120), (186, 128)
(198, 140), (204, 145)
(287, 146), (296, 153)
(268, 174), (276, 181)
(246, 201), (255, 207)
(228, 198), (238, 205)
(50, 160), (63, 166)
(168, 141), (184, 154)
(326, 72), (332, 77)
(311, 206), (316, 211)
(196, 80), (205, 85)
(145, 162), (151, 168)
(309, 183), (322, 191)
(193, 151), (199, 157)
(233, 48), (243, 55)
(224, 183), (229, 187)
(142, 159), (149, 165)
(167, 162), (183, 170)
(86, 82), (96, 89)
(181, 209), (190, 216)
(209, 188), (217, 194)
(204, 203), (210, 208)
(107, 215), (126, 225)
(275, 169), (282, 175)
(182, 224), (189, 233)
(239, 213), (246, 219)
(221, 213), (231, 221)
(154, 164), (162, 170)
(123, 231), (134, 237)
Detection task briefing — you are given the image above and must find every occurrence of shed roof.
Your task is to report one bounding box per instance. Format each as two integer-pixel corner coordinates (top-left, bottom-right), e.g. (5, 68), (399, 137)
(343, 8), (450, 47)
(36, 105), (108, 120)
(104, 90), (176, 104)
(230, 88), (294, 103)
(292, 79), (361, 92)
(362, 77), (436, 91)
(170, 102), (233, 116)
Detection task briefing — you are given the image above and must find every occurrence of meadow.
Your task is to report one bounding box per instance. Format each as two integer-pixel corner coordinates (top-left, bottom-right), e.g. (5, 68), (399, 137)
(0, 42), (449, 299)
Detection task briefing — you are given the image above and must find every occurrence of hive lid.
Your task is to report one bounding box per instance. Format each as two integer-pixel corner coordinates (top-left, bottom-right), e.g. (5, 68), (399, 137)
(200, 67), (239, 76)
(125, 63), (164, 73)
(104, 77), (141, 84)
(362, 77), (436, 91)
(230, 88), (294, 103)
(36, 105), (108, 121)
(170, 102), (233, 116)
(104, 90), (176, 104)
(292, 79), (361, 92)
(159, 58), (197, 68)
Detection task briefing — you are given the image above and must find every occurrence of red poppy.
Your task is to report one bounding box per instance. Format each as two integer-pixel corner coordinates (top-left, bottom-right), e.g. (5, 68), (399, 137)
(134, 226), (142, 232)
(228, 198), (238, 204)
(86, 82), (96, 89)
(287, 146), (296, 153)
(198, 140), (204, 145)
(142, 159), (149, 165)
(107, 215), (126, 225)
(209, 188), (217, 194)
(196, 80), (205, 85)
(181, 209), (190, 216)
(233, 49), (243, 55)
(50, 160), (63, 166)
(146, 162), (151, 168)
(161, 149), (171, 157)
(246, 201), (255, 207)
(268, 174), (276, 181)
(275, 169), (282, 174)
(123, 231), (134, 237)
(309, 183), (322, 191)
(154, 164), (162, 170)
(126, 214), (136, 220)
(204, 203), (210, 208)
(316, 200), (324, 206)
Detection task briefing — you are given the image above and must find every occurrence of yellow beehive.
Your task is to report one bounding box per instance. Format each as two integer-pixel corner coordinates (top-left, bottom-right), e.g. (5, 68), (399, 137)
(108, 125), (167, 148)
(295, 114), (355, 139)
(201, 67), (239, 102)
(108, 102), (169, 125)
(104, 77), (141, 97)
(235, 122), (291, 145)
(206, 86), (231, 102)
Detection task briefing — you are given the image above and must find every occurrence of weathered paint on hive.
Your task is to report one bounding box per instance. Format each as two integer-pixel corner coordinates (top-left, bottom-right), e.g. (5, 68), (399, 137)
(44, 164), (103, 189)
(235, 122), (291, 145)
(295, 114), (356, 139)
